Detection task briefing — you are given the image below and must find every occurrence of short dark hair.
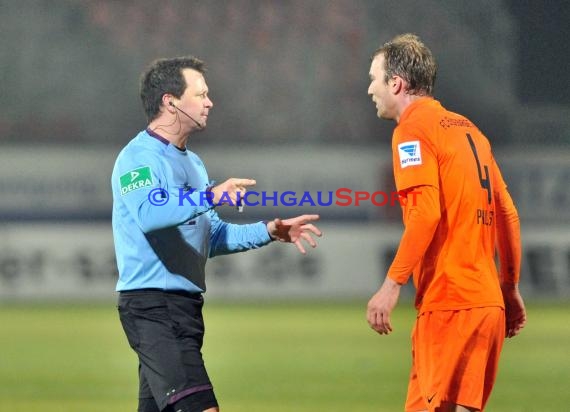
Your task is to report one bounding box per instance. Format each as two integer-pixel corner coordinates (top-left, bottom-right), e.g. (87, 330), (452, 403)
(372, 34), (437, 96)
(140, 56), (206, 121)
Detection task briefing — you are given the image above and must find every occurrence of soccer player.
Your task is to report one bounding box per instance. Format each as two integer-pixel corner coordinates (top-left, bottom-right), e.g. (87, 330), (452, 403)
(111, 56), (322, 412)
(365, 34), (526, 412)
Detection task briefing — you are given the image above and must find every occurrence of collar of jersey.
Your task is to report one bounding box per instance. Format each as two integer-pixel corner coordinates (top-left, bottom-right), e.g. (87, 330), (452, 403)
(145, 128), (188, 155)
(399, 97), (440, 124)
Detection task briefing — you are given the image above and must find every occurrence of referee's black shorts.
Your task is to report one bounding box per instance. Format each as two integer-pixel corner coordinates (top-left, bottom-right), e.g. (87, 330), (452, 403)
(118, 289), (218, 412)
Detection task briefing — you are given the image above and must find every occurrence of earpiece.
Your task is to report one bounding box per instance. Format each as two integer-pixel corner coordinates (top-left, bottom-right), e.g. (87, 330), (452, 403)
(167, 100), (204, 129)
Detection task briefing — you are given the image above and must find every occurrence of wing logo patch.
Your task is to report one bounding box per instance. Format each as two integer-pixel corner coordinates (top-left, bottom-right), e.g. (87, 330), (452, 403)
(398, 140), (422, 168)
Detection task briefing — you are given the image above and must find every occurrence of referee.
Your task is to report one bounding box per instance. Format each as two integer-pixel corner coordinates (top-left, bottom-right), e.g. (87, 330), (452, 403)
(111, 56), (321, 412)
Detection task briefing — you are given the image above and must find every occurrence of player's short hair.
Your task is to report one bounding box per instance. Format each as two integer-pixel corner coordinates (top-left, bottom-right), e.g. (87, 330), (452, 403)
(372, 33), (437, 96)
(140, 56), (206, 121)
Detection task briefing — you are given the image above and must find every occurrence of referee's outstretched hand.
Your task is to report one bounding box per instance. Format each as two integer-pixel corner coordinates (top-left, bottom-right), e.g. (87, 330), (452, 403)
(210, 178), (256, 206)
(266, 215), (322, 254)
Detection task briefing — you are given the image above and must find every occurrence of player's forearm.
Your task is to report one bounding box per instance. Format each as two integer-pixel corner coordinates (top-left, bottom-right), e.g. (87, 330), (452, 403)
(495, 189), (521, 285)
(387, 186), (441, 284)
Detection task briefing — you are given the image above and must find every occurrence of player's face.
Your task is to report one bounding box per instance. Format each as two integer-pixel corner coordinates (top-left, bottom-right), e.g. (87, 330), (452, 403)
(178, 69), (214, 130)
(368, 55), (396, 120)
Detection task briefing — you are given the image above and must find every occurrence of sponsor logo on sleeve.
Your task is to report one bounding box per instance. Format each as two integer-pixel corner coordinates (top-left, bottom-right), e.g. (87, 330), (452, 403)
(398, 140), (422, 168)
(120, 166), (153, 195)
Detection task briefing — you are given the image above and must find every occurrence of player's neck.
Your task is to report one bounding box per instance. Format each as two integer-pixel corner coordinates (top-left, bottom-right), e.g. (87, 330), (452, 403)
(395, 95), (431, 123)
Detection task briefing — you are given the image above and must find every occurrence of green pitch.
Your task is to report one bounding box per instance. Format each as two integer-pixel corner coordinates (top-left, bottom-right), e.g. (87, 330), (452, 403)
(0, 301), (568, 411)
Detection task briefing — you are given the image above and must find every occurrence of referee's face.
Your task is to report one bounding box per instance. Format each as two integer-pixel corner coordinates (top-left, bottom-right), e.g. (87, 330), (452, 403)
(177, 69), (214, 131)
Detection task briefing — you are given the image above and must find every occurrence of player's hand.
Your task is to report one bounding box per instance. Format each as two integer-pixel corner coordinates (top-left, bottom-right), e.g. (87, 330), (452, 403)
(501, 283), (527, 338)
(211, 178), (256, 206)
(267, 214), (322, 254)
(367, 277), (401, 335)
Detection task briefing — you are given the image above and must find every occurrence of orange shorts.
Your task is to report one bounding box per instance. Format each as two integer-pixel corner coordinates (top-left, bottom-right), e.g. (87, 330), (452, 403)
(405, 306), (505, 412)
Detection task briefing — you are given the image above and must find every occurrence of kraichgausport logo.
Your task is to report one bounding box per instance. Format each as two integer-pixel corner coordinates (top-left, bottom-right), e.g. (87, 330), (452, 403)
(398, 140), (422, 168)
(120, 166), (153, 195)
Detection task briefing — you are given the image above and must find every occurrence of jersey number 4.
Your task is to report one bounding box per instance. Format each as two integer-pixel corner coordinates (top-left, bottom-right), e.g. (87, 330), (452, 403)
(466, 133), (492, 205)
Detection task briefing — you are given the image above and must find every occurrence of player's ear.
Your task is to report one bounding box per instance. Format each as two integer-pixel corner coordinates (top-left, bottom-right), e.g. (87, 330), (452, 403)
(392, 76), (404, 95)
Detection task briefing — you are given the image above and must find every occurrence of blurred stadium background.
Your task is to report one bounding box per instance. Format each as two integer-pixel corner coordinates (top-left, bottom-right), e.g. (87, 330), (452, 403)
(1, 1), (569, 411)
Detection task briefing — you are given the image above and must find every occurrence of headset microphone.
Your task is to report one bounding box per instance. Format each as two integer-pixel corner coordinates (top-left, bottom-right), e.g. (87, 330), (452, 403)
(169, 101), (204, 129)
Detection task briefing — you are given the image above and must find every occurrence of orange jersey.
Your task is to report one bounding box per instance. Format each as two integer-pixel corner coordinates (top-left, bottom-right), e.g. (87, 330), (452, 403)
(390, 98), (517, 313)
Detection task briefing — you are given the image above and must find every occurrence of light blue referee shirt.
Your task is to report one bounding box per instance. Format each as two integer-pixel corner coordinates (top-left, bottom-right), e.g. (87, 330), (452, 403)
(111, 129), (272, 293)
